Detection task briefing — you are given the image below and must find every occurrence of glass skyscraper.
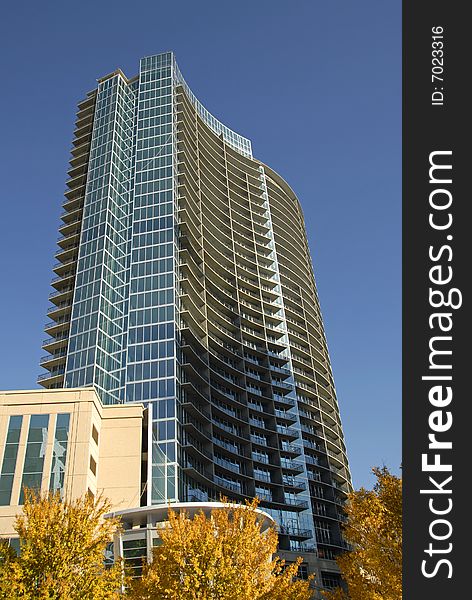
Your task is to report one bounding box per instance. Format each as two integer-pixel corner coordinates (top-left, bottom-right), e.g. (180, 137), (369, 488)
(39, 52), (352, 589)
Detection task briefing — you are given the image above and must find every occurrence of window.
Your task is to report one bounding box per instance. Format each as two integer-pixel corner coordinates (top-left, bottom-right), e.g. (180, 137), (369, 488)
(321, 572), (341, 590)
(0, 416), (22, 505)
(297, 564), (309, 580)
(50, 413), (70, 497)
(123, 537), (147, 577)
(91, 425), (99, 445)
(254, 467), (271, 483)
(20, 414), (50, 504)
(255, 485), (271, 501)
(90, 456), (97, 476)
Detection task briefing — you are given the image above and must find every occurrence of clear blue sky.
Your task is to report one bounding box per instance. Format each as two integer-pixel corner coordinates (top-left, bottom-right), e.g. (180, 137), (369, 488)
(0, 1), (400, 489)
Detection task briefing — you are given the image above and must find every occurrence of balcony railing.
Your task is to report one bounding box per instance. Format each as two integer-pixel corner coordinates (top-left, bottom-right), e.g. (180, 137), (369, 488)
(252, 453), (270, 465)
(44, 318), (70, 330)
(55, 245), (77, 259)
(274, 409), (296, 421)
(284, 497), (309, 509)
(279, 526), (313, 538)
(37, 368), (65, 381)
(301, 424), (322, 437)
(47, 302), (72, 314)
(40, 353), (66, 364)
(280, 460), (304, 473)
(214, 456), (242, 474)
(255, 492), (272, 502)
(57, 229), (81, 244)
(212, 437), (240, 455)
(51, 272), (75, 285)
(250, 435), (267, 446)
(276, 425), (299, 438)
(49, 287), (74, 300)
(214, 475), (243, 494)
(273, 395), (295, 406)
(42, 334), (69, 347)
(280, 443), (302, 454)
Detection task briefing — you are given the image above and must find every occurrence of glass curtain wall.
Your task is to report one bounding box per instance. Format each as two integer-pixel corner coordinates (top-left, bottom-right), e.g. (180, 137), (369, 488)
(39, 52), (352, 568)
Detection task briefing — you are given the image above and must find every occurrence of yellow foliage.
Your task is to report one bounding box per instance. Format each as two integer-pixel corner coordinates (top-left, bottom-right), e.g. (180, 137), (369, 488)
(323, 467), (402, 600)
(0, 489), (124, 600)
(131, 498), (312, 600)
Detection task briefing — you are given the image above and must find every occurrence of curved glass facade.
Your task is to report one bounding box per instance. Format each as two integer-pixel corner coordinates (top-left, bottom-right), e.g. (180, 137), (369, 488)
(39, 52), (352, 592)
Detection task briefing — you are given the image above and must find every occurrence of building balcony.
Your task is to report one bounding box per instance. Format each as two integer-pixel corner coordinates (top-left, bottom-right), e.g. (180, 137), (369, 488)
(283, 497), (309, 509)
(39, 353), (67, 367)
(62, 185), (85, 204)
(283, 478), (307, 492)
(280, 460), (304, 474)
(273, 394), (296, 408)
(181, 462), (214, 489)
(301, 424), (322, 438)
(57, 230), (81, 248)
(42, 334), (69, 351)
(278, 526), (313, 540)
(77, 95), (95, 111)
(274, 409), (297, 424)
(37, 368), (65, 387)
(70, 138), (91, 158)
(65, 173), (87, 191)
(48, 287), (74, 303)
(67, 162), (88, 180)
(52, 258), (78, 276)
(181, 396), (211, 422)
(304, 454), (320, 467)
(257, 495), (309, 513)
(44, 318), (70, 334)
(250, 434), (270, 448)
(50, 271), (75, 290)
(213, 456), (251, 479)
(213, 474), (245, 496)
(46, 302), (72, 320)
(269, 363), (291, 376)
(212, 420), (249, 443)
(68, 149), (89, 169)
(55, 245), (79, 263)
(182, 440), (213, 463)
(59, 205), (83, 224)
(212, 436), (244, 457)
(307, 470), (321, 482)
(267, 349), (287, 361)
(276, 425), (299, 440)
(271, 379), (293, 391)
(62, 194), (83, 212)
(182, 418), (212, 443)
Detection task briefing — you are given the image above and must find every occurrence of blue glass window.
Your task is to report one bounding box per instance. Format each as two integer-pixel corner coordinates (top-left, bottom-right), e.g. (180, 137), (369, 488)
(0, 416), (22, 505)
(19, 414), (50, 504)
(49, 414), (70, 496)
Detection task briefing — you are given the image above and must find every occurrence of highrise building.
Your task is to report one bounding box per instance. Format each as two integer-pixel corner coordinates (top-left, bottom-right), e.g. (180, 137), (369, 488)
(38, 52), (352, 591)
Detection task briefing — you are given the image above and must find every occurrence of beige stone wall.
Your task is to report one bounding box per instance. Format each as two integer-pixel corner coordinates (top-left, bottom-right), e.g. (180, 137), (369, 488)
(0, 388), (143, 539)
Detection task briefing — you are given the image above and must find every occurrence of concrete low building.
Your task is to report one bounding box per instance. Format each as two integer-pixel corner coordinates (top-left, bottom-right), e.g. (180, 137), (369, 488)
(0, 388), (143, 539)
(107, 502), (276, 576)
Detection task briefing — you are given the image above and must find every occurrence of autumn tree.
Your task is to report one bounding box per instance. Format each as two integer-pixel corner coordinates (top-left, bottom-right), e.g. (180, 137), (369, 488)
(130, 498), (312, 600)
(0, 539), (16, 584)
(0, 489), (124, 600)
(323, 467), (402, 600)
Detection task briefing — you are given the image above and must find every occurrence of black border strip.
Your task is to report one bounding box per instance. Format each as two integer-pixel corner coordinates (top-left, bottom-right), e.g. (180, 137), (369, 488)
(403, 3), (469, 597)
